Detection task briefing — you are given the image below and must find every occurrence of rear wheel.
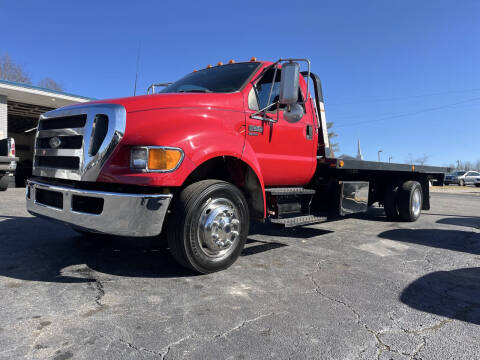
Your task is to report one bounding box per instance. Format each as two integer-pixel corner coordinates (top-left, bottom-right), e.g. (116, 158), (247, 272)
(398, 181), (422, 222)
(167, 180), (249, 274)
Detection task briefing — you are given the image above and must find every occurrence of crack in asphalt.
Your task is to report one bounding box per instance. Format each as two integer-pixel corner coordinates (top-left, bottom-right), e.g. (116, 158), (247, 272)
(409, 336), (426, 360)
(118, 338), (164, 358)
(159, 335), (193, 359)
(83, 329), (193, 360)
(214, 313), (275, 339)
(91, 278), (105, 307)
(305, 262), (436, 360)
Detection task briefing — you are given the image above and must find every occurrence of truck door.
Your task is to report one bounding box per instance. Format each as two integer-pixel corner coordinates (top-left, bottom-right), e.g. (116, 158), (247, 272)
(243, 67), (316, 186)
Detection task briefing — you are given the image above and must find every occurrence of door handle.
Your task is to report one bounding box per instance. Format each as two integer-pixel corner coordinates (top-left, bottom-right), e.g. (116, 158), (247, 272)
(250, 114), (277, 123)
(306, 125), (313, 140)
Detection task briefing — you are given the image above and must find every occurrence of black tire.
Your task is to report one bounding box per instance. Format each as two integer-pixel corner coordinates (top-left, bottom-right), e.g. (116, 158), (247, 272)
(384, 184), (400, 220)
(167, 180), (249, 274)
(459, 179), (465, 186)
(398, 181), (423, 222)
(475, 184), (480, 188)
(0, 175), (9, 191)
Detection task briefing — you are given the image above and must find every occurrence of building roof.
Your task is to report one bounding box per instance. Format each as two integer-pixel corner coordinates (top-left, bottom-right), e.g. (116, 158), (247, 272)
(0, 79), (93, 109)
(0, 79), (93, 119)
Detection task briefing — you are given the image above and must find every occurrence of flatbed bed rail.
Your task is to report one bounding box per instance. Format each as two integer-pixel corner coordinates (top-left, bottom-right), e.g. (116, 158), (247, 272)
(318, 157), (449, 175)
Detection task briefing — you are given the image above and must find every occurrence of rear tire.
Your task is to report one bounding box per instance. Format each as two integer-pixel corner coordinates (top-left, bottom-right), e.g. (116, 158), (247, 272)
(398, 181), (422, 222)
(167, 180), (249, 274)
(384, 185), (400, 220)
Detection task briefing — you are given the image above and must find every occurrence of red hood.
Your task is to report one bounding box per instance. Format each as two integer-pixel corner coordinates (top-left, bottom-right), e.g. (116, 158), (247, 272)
(83, 92), (245, 113)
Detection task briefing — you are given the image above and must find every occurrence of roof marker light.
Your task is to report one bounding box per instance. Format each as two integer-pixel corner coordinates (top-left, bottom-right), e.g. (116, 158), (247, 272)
(229, 59), (235, 64)
(250, 57), (257, 61)
(207, 64), (212, 68)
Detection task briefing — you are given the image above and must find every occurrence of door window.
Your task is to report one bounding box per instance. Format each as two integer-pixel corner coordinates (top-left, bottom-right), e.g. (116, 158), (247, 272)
(248, 68), (304, 111)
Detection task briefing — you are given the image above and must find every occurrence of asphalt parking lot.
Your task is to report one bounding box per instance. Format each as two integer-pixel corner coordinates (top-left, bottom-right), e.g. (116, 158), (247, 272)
(1, 188), (479, 360)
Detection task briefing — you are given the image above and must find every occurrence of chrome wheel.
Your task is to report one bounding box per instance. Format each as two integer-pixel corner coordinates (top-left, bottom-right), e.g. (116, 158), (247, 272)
(412, 188), (421, 217)
(197, 198), (241, 259)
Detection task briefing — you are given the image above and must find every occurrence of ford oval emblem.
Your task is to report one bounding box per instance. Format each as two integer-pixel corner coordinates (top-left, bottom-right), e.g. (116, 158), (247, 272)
(49, 136), (62, 149)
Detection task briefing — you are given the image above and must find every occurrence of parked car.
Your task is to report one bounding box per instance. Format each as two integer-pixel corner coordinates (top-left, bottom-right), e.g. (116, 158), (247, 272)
(445, 170), (480, 186)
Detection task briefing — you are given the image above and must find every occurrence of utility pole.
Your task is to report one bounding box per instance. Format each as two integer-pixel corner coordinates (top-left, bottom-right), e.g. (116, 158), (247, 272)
(389, 156), (393, 163)
(456, 160), (460, 169)
(377, 150), (383, 162)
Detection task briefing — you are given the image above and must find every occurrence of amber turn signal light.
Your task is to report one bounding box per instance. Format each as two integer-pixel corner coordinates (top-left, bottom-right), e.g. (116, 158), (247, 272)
(148, 148), (183, 171)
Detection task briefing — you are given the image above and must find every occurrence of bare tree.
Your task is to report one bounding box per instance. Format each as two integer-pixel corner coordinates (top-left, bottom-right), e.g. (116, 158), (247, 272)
(38, 77), (64, 91)
(406, 153), (430, 165)
(414, 154), (430, 165)
(0, 53), (31, 83)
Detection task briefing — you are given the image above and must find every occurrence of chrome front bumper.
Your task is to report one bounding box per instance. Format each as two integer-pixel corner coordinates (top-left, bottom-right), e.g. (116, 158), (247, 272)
(26, 179), (172, 237)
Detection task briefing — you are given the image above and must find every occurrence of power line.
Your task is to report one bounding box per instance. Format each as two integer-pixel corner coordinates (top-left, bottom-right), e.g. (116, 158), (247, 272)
(328, 88), (480, 106)
(335, 96), (480, 128)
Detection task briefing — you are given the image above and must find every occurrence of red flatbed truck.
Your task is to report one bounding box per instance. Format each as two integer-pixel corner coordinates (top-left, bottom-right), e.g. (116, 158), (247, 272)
(26, 58), (447, 273)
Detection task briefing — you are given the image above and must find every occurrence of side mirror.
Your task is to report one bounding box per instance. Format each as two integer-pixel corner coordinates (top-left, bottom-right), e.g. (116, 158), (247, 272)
(279, 62), (300, 105)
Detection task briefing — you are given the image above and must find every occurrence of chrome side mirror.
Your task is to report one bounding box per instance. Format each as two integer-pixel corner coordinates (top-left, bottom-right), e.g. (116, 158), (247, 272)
(284, 103), (304, 123)
(279, 62), (300, 105)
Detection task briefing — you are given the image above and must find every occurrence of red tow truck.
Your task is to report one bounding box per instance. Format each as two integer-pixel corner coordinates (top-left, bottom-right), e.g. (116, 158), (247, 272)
(26, 58), (447, 273)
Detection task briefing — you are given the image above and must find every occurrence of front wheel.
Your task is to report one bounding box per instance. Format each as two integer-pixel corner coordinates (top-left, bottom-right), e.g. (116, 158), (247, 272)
(167, 180), (249, 274)
(459, 179), (465, 186)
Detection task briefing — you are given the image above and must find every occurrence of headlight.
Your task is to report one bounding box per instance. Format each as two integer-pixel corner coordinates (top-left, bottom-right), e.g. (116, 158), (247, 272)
(130, 146), (184, 172)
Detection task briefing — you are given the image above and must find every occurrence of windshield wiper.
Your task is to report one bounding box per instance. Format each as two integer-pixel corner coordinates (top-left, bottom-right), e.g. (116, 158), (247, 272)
(178, 89), (212, 93)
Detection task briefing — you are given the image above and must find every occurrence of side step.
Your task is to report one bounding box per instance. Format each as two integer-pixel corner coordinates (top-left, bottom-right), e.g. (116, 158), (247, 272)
(265, 187), (316, 196)
(270, 215), (326, 228)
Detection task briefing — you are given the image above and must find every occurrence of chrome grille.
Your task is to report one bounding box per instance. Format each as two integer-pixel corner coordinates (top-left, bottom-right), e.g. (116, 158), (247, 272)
(33, 103), (126, 181)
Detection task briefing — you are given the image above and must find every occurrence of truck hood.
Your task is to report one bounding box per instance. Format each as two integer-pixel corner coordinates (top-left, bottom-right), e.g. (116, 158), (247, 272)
(84, 92), (245, 113)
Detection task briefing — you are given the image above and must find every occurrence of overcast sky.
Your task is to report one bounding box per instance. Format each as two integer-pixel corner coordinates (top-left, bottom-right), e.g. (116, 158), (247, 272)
(1, 0), (479, 166)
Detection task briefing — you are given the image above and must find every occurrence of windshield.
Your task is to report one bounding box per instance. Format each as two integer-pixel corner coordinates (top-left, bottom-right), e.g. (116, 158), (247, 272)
(161, 62), (260, 93)
(452, 171), (466, 176)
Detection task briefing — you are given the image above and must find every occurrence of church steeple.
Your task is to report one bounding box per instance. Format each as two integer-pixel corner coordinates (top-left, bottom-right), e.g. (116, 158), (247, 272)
(356, 139), (363, 160)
